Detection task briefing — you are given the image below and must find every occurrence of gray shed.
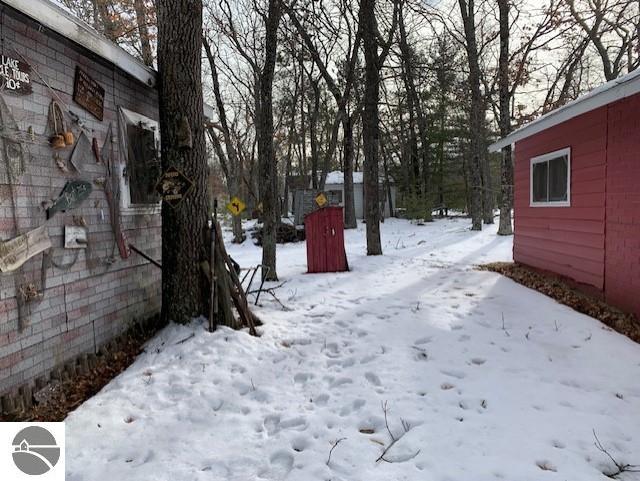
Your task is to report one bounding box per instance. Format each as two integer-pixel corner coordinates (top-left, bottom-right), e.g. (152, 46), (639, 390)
(323, 171), (396, 219)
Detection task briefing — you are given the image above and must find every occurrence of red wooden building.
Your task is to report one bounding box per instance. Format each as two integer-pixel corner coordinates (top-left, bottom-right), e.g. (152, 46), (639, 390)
(490, 70), (640, 319)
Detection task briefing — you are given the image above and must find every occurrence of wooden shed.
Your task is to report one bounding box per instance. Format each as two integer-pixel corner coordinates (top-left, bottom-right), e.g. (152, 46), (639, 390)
(490, 70), (640, 319)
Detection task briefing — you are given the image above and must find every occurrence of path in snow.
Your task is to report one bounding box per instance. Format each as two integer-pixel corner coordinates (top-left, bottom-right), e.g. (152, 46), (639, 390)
(66, 218), (640, 481)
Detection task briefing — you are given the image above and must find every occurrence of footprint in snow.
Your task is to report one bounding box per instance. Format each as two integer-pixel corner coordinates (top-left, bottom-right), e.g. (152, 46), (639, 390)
(470, 358), (486, 365)
(291, 437), (309, 452)
(458, 334), (471, 342)
(329, 377), (353, 389)
(339, 399), (366, 417)
(234, 381), (252, 396)
(263, 415), (281, 435)
(414, 336), (432, 345)
(294, 372), (314, 384)
(313, 393), (330, 406)
(200, 461), (230, 476)
(336, 357), (356, 369)
(280, 416), (308, 431)
(441, 369), (466, 380)
(535, 460), (557, 472)
(365, 372), (382, 386)
(230, 364), (247, 374)
(360, 354), (377, 364)
(258, 451), (294, 479)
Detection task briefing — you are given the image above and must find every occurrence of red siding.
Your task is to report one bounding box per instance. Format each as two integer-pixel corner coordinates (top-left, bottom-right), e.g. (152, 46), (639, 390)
(514, 107), (607, 290)
(514, 93), (640, 319)
(604, 95), (640, 317)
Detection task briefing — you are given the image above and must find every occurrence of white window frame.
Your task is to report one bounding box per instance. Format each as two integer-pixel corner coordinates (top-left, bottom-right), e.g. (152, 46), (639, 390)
(530, 147), (571, 207)
(118, 107), (161, 215)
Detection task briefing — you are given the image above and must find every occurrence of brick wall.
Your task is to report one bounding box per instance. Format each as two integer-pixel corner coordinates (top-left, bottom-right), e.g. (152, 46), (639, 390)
(605, 96), (640, 318)
(0, 6), (161, 395)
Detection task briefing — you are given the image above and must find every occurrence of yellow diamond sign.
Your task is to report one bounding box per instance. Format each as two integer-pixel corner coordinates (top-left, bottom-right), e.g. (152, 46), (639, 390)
(315, 192), (327, 207)
(226, 196), (246, 216)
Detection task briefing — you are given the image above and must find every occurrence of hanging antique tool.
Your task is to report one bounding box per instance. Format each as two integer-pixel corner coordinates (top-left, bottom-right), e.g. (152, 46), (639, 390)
(103, 121), (130, 258)
(48, 100), (67, 149)
(69, 130), (91, 172)
(92, 137), (101, 162)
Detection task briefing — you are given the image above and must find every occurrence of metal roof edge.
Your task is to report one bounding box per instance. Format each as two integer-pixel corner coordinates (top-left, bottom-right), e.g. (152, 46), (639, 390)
(488, 69), (640, 152)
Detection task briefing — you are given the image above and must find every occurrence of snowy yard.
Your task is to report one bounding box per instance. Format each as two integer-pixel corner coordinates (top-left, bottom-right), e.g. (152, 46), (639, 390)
(66, 218), (640, 481)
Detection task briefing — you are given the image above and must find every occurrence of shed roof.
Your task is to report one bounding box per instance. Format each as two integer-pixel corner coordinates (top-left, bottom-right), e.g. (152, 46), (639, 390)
(488, 68), (640, 152)
(326, 171), (364, 185)
(324, 171), (395, 185)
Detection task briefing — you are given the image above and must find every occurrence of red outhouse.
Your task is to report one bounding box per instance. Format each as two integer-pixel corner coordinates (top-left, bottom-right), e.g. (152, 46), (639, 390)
(305, 207), (349, 273)
(490, 69), (640, 319)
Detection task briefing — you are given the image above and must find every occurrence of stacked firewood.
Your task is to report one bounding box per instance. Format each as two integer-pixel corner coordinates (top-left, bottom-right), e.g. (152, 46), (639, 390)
(203, 220), (260, 335)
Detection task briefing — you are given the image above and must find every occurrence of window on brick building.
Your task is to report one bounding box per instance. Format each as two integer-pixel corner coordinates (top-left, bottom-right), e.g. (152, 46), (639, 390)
(530, 147), (570, 207)
(118, 108), (161, 210)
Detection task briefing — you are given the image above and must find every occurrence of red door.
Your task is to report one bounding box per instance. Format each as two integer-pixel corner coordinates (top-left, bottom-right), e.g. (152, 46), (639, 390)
(305, 207), (347, 273)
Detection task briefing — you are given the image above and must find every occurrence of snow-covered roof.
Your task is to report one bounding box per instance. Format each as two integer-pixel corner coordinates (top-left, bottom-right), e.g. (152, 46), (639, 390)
(325, 171), (364, 185)
(324, 171), (395, 185)
(488, 68), (640, 152)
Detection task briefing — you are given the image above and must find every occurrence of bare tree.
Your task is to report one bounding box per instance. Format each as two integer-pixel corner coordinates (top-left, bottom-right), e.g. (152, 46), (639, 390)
(496, 0), (512, 235)
(458, 0), (484, 230)
(565, 0), (640, 81)
(284, 0), (362, 228)
(256, 0), (282, 280)
(203, 36), (244, 243)
(157, 0), (209, 323)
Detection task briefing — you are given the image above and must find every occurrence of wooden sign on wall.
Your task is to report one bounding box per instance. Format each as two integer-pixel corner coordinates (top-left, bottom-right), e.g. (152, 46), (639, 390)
(0, 225), (51, 272)
(0, 54), (32, 95)
(73, 67), (105, 121)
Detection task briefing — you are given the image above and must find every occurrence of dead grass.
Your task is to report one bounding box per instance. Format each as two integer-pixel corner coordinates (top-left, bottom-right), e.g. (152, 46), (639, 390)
(479, 262), (640, 344)
(2, 317), (166, 422)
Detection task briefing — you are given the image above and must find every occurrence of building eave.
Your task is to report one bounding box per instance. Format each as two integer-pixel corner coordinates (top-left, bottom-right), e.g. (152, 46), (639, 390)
(2, 0), (217, 119)
(2, 0), (157, 87)
(488, 68), (640, 152)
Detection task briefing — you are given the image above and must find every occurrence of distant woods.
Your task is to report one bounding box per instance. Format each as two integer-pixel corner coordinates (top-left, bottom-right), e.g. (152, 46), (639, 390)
(66, 0), (640, 256)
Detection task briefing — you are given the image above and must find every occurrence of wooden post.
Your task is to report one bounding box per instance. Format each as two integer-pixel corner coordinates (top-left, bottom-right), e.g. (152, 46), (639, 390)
(209, 200), (218, 332)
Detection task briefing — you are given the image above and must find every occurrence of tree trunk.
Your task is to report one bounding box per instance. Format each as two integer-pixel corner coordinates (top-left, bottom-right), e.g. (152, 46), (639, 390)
(309, 78), (320, 189)
(459, 0), (484, 230)
(482, 152), (494, 224)
(157, 0), (209, 323)
(257, 0), (281, 280)
(342, 112), (357, 229)
(360, 0), (382, 255)
(497, 0), (513, 235)
(398, 3), (431, 220)
(134, 0), (154, 67)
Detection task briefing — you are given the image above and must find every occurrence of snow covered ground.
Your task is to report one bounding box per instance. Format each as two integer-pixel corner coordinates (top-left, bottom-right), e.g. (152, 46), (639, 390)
(65, 218), (640, 481)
